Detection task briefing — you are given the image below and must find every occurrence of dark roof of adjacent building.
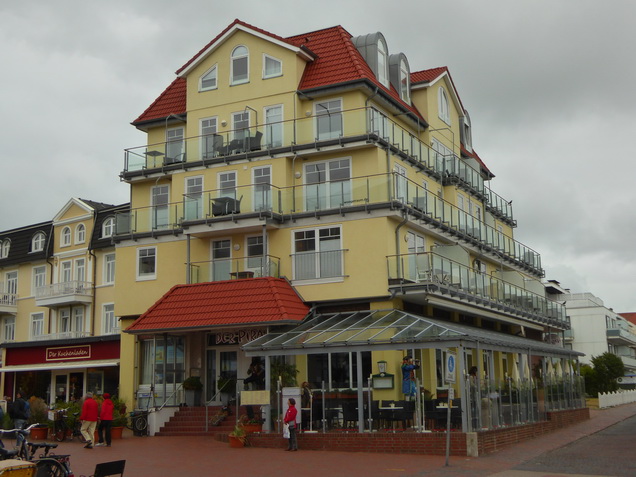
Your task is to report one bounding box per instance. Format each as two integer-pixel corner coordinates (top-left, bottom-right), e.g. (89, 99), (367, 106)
(125, 277), (310, 333)
(0, 221), (53, 267)
(90, 203), (129, 250)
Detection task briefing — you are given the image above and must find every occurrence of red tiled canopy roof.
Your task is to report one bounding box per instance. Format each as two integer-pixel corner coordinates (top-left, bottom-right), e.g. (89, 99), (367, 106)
(410, 66), (448, 85)
(125, 277), (309, 333)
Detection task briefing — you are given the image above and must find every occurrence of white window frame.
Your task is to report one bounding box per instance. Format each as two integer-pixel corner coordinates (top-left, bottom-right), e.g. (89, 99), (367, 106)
(102, 217), (115, 238)
(151, 184), (170, 230)
(245, 235), (265, 273)
(32, 232), (46, 252)
(264, 104), (283, 148)
(30, 312), (44, 339)
(199, 63), (218, 91)
(200, 116), (218, 160)
(104, 253), (115, 285)
(61, 227), (71, 247)
(0, 239), (9, 259)
(217, 171), (237, 199)
(137, 247), (157, 281)
(262, 54), (282, 79)
(211, 238), (232, 281)
(32, 265), (46, 295)
(73, 307), (84, 333)
(377, 39), (389, 87)
(60, 261), (72, 283)
(292, 225), (343, 282)
(103, 303), (117, 334)
(304, 157), (351, 211)
(252, 165), (272, 212)
(315, 98), (343, 140)
(2, 316), (15, 342)
(74, 258), (86, 284)
(185, 176), (204, 221)
(59, 309), (71, 334)
(231, 111), (250, 141)
(166, 127), (184, 162)
(75, 224), (86, 244)
(230, 45), (249, 85)
(399, 58), (410, 103)
(438, 87), (450, 125)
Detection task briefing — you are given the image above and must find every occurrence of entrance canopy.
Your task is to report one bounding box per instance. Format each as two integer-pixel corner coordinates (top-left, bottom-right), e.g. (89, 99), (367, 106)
(243, 310), (583, 359)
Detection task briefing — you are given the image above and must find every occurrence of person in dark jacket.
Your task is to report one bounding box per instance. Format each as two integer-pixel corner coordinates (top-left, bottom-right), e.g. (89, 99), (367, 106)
(9, 392), (29, 429)
(96, 393), (114, 447)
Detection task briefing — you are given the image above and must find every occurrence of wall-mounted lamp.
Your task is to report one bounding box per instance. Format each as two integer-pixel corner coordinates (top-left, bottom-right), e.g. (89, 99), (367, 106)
(305, 110), (312, 117)
(233, 243), (241, 251)
(377, 360), (387, 375)
(221, 120), (228, 127)
(294, 171), (302, 179)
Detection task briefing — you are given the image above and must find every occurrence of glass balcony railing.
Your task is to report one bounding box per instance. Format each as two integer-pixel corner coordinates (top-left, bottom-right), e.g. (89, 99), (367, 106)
(386, 252), (566, 327)
(115, 172), (542, 275)
(486, 188), (516, 225)
(123, 107), (493, 201)
(606, 328), (636, 345)
(189, 255), (280, 284)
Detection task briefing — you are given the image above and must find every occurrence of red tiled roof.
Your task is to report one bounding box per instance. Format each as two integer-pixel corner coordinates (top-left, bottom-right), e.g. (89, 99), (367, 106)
(410, 67), (448, 84)
(288, 26), (423, 119)
(133, 77), (186, 124)
(619, 312), (636, 325)
(125, 277), (309, 333)
(461, 145), (493, 178)
(133, 21), (425, 125)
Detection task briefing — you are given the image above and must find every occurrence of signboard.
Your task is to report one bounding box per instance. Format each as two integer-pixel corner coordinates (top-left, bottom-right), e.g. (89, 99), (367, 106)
(445, 351), (456, 384)
(208, 329), (266, 346)
(46, 345), (91, 361)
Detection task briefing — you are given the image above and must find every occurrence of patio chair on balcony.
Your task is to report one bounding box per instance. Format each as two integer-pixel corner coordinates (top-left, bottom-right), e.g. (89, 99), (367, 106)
(211, 196), (243, 216)
(203, 134), (224, 160)
(164, 152), (186, 165)
(247, 131), (263, 151)
(218, 139), (243, 156)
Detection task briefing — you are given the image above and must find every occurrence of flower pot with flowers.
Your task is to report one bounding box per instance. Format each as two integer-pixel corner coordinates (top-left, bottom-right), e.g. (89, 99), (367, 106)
(27, 396), (51, 440)
(228, 425), (248, 447)
(239, 414), (263, 433)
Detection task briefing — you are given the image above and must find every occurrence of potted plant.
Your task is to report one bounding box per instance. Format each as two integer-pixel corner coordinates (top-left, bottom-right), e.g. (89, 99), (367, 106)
(110, 397), (128, 439)
(228, 425), (248, 447)
(27, 396), (50, 440)
(182, 376), (203, 407)
(239, 414), (263, 433)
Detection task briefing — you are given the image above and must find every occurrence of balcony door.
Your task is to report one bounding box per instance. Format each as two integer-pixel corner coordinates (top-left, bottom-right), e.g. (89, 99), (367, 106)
(185, 176), (203, 221)
(212, 239), (231, 281)
(151, 185), (170, 230)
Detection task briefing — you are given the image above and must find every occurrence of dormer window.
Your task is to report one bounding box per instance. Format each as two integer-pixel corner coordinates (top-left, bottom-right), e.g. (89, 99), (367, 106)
(263, 54), (282, 79)
(377, 39), (388, 87)
(31, 232), (46, 252)
(461, 111), (472, 151)
(75, 224), (86, 244)
(199, 64), (218, 91)
(438, 87), (450, 125)
(102, 217), (115, 238)
(399, 58), (410, 103)
(61, 227), (71, 247)
(231, 46), (249, 85)
(0, 239), (9, 259)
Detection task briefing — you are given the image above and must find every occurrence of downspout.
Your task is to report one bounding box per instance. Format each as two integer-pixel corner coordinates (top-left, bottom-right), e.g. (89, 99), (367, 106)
(261, 225), (267, 276)
(395, 211), (409, 280)
(89, 247), (97, 337)
(186, 234), (191, 284)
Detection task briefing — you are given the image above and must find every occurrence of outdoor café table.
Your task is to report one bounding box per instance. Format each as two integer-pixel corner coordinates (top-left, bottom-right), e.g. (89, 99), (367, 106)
(379, 405), (404, 430)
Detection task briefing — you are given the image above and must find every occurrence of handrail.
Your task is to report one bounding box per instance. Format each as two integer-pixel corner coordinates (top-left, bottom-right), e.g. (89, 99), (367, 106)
(204, 379), (235, 432)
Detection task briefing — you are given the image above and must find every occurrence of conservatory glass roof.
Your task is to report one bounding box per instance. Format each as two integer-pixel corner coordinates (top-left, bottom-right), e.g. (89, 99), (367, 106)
(242, 310), (583, 358)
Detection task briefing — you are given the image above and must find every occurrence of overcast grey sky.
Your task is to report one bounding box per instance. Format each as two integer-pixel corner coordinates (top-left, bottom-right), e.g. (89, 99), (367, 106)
(1, 1), (635, 311)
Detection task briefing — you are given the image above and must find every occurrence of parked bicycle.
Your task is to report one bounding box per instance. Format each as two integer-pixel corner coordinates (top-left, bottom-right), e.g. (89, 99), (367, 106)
(0, 424), (73, 476)
(52, 410), (86, 443)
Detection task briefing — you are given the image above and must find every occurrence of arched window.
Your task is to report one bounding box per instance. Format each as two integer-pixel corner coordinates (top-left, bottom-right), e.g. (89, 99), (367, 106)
(102, 217), (115, 238)
(32, 232), (46, 252)
(75, 224), (86, 244)
(0, 239), (10, 259)
(377, 39), (388, 87)
(438, 87), (450, 124)
(399, 58), (410, 103)
(61, 227), (71, 247)
(231, 46), (249, 85)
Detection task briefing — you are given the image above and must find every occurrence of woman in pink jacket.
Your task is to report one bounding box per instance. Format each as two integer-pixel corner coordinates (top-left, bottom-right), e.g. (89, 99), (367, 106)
(96, 393), (115, 447)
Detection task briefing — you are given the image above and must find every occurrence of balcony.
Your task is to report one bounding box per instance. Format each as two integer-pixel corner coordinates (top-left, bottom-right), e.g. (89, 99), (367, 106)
(189, 255), (281, 284)
(35, 281), (93, 307)
(121, 107), (498, 204)
(0, 291), (17, 314)
(115, 171), (542, 275)
(486, 188), (516, 227)
(607, 327), (636, 346)
(32, 331), (93, 341)
(387, 252), (566, 328)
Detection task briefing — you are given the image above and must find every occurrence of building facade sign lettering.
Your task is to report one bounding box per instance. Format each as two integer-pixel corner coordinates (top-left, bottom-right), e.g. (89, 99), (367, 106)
(46, 345), (92, 361)
(211, 329), (265, 346)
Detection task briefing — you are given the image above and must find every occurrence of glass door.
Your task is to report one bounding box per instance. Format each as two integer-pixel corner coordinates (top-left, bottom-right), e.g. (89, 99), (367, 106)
(218, 350), (238, 405)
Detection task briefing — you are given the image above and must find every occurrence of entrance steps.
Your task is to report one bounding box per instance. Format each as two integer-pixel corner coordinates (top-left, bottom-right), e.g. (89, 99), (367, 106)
(155, 405), (252, 437)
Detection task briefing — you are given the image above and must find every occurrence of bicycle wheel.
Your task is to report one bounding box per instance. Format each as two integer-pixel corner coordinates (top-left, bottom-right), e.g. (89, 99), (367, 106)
(54, 424), (66, 442)
(133, 414), (148, 432)
(35, 458), (68, 477)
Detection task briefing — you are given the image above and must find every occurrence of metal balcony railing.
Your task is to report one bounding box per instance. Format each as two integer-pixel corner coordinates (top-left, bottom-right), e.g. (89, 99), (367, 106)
(387, 252), (565, 327)
(32, 331), (93, 341)
(121, 106), (515, 223)
(189, 255), (281, 284)
(115, 172), (542, 275)
(35, 281), (93, 299)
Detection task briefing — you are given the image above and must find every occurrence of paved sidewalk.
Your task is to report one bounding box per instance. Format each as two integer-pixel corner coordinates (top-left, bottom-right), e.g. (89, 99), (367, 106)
(51, 402), (636, 477)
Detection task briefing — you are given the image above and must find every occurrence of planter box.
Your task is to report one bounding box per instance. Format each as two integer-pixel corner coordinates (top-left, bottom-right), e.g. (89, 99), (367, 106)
(228, 435), (245, 448)
(242, 423), (263, 433)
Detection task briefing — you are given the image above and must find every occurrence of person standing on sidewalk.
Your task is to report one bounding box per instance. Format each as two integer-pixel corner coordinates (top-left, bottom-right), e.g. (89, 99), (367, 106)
(96, 393), (114, 447)
(10, 391), (29, 430)
(284, 398), (298, 451)
(80, 392), (98, 449)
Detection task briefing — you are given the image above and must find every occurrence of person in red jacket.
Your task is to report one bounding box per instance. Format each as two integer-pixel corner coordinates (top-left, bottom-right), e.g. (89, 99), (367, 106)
(96, 393), (114, 447)
(79, 392), (98, 448)
(283, 398), (298, 451)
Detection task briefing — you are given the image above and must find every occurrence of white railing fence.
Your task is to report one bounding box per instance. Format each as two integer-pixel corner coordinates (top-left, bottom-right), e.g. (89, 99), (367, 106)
(598, 390), (636, 408)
